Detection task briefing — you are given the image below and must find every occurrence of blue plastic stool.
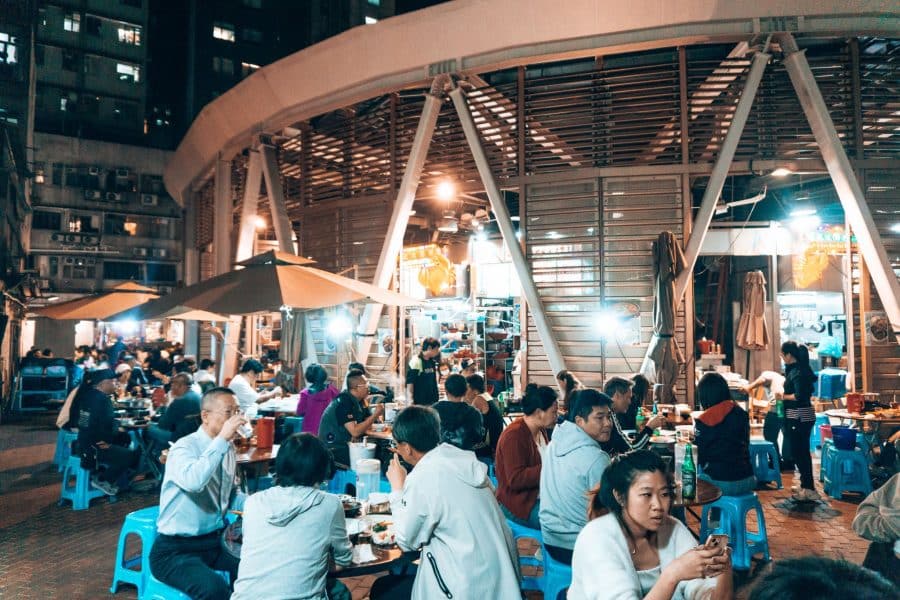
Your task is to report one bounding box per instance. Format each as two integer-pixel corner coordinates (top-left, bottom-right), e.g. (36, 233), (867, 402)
(143, 570), (230, 600)
(505, 519), (544, 591)
(327, 469), (357, 494)
(823, 448), (872, 498)
(379, 477), (392, 493)
(749, 440), (782, 489)
(282, 416), (304, 435)
(699, 493), (770, 571)
(54, 429), (78, 472)
(810, 414), (829, 451)
(541, 541), (573, 600)
(110, 506), (160, 595)
(820, 439), (835, 482)
(59, 455), (108, 510)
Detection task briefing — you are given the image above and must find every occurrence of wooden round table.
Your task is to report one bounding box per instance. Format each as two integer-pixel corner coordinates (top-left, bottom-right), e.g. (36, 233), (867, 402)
(675, 478), (722, 508)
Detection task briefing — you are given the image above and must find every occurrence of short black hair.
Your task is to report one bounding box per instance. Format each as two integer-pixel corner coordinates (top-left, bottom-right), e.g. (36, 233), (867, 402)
(348, 362), (367, 374)
(571, 388), (612, 422)
(522, 383), (557, 416)
(465, 373), (486, 394)
(444, 373), (467, 398)
(345, 369), (366, 391)
(305, 363), (329, 386)
(201, 386), (237, 411)
(276, 433), (335, 487)
(240, 358), (264, 374)
(200, 358), (216, 370)
(420, 337), (440, 351)
(696, 372), (731, 410)
(603, 376), (633, 398)
(438, 402), (485, 450)
(748, 556), (895, 600)
(392, 405), (441, 453)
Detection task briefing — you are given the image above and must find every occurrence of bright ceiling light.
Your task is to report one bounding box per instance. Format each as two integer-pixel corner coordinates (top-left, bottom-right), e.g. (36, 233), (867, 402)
(326, 315), (353, 339)
(790, 207), (817, 217)
(890, 223), (900, 233)
(770, 167), (793, 177)
(436, 180), (456, 202)
(595, 311), (621, 339)
(788, 215), (821, 234)
(254, 216), (267, 230)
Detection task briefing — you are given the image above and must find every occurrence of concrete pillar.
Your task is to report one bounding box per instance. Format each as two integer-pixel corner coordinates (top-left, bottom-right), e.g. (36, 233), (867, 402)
(260, 145), (295, 254)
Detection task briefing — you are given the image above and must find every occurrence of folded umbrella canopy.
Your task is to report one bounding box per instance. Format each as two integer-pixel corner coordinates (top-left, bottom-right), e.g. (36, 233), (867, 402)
(736, 270), (769, 351)
(32, 281), (159, 320)
(108, 250), (418, 322)
(641, 231), (686, 404)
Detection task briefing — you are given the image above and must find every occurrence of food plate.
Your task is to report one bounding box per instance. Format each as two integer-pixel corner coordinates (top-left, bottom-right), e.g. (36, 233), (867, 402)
(369, 519), (396, 546)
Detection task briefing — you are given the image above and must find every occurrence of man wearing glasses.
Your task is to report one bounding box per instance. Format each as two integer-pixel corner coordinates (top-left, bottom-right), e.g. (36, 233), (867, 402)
(148, 387), (248, 600)
(318, 369), (384, 468)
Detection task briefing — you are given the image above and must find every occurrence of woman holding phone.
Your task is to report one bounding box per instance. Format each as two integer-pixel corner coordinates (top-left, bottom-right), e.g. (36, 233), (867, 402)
(570, 450), (732, 599)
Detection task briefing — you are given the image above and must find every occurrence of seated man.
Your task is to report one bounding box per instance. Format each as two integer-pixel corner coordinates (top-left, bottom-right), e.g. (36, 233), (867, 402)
(318, 369), (384, 468)
(601, 376), (666, 456)
(148, 372), (202, 452)
(149, 387), (247, 600)
(540, 389), (614, 564)
(76, 368), (140, 495)
(228, 358), (282, 418)
(433, 373), (485, 451)
(372, 406), (521, 600)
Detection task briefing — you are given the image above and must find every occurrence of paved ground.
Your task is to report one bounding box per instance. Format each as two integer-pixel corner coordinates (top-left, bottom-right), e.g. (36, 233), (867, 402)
(0, 413), (872, 599)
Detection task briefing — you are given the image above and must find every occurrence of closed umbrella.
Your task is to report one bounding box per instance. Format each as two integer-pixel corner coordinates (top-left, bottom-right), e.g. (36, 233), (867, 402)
(736, 270), (769, 378)
(32, 282), (159, 320)
(641, 231), (685, 404)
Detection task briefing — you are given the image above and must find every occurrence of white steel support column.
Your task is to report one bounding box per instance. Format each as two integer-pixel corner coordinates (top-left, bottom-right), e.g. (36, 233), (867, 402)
(235, 149), (263, 262)
(450, 85), (568, 376)
(355, 81), (444, 365)
(260, 144), (296, 254)
(214, 155), (233, 275)
(673, 50), (770, 304)
(779, 33), (900, 335)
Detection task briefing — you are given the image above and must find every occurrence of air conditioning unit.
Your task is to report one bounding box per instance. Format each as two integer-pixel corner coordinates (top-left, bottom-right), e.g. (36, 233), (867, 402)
(84, 189), (103, 200)
(82, 235), (98, 244)
(116, 168), (130, 178)
(140, 194), (158, 206)
(88, 166), (101, 176)
(133, 248), (148, 257)
(64, 257), (75, 265)
(65, 234), (77, 243)
(85, 258), (96, 266)
(51, 233), (63, 242)
(83, 246), (98, 253)
(152, 248), (168, 258)
(106, 192), (122, 202)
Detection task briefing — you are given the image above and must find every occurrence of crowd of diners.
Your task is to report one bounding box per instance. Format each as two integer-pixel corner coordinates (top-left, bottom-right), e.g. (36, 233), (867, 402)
(51, 336), (897, 599)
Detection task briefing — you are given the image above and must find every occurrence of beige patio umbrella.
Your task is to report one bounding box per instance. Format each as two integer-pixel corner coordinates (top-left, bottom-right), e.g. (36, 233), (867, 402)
(32, 282), (159, 320)
(641, 231), (686, 404)
(736, 270), (769, 378)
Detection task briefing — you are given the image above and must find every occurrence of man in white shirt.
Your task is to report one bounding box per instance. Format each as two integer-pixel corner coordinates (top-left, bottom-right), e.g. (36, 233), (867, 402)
(228, 358), (281, 418)
(148, 387), (248, 600)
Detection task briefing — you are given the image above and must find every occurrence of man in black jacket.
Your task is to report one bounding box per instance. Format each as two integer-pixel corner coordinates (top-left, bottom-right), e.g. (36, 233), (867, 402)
(77, 368), (139, 495)
(601, 376), (666, 456)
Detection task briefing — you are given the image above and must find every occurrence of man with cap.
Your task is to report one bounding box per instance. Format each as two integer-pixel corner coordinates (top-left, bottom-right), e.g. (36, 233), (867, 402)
(77, 368), (140, 495)
(123, 354), (149, 388)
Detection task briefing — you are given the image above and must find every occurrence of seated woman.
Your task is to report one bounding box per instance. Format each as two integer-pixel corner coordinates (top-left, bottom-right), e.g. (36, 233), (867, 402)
(494, 383), (558, 530)
(295, 363), (340, 435)
(694, 372), (756, 496)
(570, 450), (732, 600)
(232, 433), (352, 600)
(556, 369), (582, 421)
(465, 373), (505, 459)
(852, 472), (900, 587)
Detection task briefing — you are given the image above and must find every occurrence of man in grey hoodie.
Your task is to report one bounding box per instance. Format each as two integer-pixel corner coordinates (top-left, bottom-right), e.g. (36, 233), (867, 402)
(539, 388), (613, 565)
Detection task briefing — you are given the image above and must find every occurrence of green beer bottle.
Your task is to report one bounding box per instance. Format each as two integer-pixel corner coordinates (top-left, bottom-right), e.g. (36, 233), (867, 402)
(682, 442), (697, 501)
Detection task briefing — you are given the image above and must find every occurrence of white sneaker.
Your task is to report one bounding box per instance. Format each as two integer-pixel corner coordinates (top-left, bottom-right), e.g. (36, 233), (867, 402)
(792, 488), (820, 502)
(791, 484), (801, 493)
(90, 475), (118, 496)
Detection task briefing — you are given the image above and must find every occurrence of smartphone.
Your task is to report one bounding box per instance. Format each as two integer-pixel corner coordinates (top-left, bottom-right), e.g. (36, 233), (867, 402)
(706, 534), (729, 550)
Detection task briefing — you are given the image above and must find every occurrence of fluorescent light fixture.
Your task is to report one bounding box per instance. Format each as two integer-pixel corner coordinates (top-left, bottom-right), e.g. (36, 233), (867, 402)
(510, 216), (520, 221)
(46, 296), (59, 302)
(546, 231), (562, 239)
(770, 167), (793, 177)
(890, 223), (900, 233)
(790, 208), (817, 217)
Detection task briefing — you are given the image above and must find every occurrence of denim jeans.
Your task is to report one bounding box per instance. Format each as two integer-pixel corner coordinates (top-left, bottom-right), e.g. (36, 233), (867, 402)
(699, 473), (757, 496)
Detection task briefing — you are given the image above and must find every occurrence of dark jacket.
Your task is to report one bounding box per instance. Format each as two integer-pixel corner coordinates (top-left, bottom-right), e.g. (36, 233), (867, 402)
(694, 401), (753, 482)
(77, 388), (117, 451)
(157, 390), (202, 443)
(784, 363), (815, 408)
(495, 417), (547, 520)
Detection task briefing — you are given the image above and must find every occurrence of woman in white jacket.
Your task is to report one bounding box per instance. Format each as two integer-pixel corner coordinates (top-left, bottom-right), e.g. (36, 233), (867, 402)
(376, 405), (521, 600)
(570, 450), (732, 600)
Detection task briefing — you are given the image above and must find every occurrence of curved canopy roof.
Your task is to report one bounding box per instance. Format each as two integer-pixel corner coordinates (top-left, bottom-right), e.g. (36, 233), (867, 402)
(164, 0), (899, 204)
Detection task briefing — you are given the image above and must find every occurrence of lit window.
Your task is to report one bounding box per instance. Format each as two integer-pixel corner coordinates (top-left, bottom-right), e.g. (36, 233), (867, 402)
(118, 25), (141, 46)
(116, 62), (140, 83)
(368, 0), (380, 5)
(213, 22), (235, 42)
(365, 16), (377, 25)
(64, 12), (81, 32)
(60, 98), (68, 112)
(0, 32), (17, 64)
(241, 61), (260, 77)
(212, 56), (234, 76)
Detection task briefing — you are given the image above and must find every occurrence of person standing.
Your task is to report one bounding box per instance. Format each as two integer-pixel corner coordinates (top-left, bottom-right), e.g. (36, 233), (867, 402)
(317, 369), (384, 467)
(148, 388), (247, 600)
(406, 337), (441, 406)
(76, 368), (139, 495)
(779, 341), (819, 502)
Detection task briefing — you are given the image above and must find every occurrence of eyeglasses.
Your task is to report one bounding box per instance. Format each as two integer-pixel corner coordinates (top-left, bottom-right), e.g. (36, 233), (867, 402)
(208, 408), (240, 418)
(353, 384), (369, 389)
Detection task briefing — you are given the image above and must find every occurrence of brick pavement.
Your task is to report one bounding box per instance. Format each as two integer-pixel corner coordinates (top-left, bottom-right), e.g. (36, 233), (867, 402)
(0, 414), (873, 599)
